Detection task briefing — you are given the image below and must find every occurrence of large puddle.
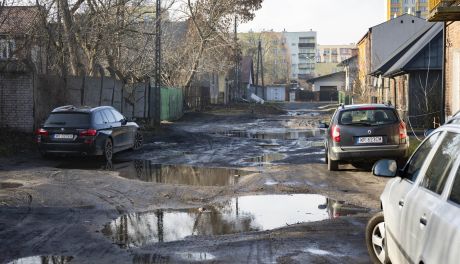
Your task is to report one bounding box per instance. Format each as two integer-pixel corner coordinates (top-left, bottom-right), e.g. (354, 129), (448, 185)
(210, 129), (325, 140)
(102, 194), (369, 248)
(6, 256), (73, 264)
(56, 160), (252, 187)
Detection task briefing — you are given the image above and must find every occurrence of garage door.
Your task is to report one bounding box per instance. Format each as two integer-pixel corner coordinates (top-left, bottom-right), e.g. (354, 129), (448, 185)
(319, 86), (338, 101)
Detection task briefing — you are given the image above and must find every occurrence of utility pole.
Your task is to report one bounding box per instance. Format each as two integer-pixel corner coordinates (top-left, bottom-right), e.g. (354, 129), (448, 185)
(234, 16), (239, 101)
(255, 39), (265, 89)
(153, 0), (162, 127)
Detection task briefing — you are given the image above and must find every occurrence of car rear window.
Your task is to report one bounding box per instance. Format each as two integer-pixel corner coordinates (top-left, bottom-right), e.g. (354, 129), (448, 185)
(338, 108), (398, 126)
(44, 113), (91, 128)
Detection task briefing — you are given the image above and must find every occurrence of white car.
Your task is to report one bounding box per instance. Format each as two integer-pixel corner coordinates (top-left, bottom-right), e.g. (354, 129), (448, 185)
(366, 124), (460, 264)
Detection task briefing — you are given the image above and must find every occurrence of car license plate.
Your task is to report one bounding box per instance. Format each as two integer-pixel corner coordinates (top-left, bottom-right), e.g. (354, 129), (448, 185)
(54, 134), (74, 139)
(358, 136), (383, 144)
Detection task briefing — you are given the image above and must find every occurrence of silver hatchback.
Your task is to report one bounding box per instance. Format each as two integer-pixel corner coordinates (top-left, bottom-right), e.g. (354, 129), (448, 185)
(324, 104), (409, 171)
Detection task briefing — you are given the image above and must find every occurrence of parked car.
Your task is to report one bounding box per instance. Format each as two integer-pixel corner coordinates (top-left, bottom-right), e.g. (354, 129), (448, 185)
(366, 124), (460, 264)
(322, 104), (409, 171)
(36, 105), (143, 160)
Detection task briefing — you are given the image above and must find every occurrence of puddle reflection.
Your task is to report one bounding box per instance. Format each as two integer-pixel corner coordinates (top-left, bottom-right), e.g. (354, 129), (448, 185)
(7, 256), (73, 264)
(211, 129), (325, 140)
(243, 153), (286, 166)
(56, 160), (251, 187)
(103, 194), (369, 248)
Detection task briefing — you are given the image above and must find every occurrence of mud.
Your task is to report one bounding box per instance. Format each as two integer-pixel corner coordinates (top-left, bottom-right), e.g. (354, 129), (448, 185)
(0, 102), (388, 264)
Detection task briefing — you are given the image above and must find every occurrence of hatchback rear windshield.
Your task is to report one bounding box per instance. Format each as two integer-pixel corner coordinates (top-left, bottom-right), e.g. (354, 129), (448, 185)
(338, 108), (398, 126)
(44, 113), (91, 128)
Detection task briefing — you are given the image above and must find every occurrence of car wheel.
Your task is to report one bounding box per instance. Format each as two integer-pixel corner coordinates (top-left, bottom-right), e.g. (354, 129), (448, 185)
(104, 139), (113, 161)
(327, 152), (339, 171)
(366, 212), (390, 264)
(132, 131), (143, 150)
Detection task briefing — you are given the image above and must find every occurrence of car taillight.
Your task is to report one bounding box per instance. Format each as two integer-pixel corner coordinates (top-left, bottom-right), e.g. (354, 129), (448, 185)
(35, 128), (48, 136)
(399, 122), (407, 140)
(80, 129), (97, 137)
(331, 125), (341, 143)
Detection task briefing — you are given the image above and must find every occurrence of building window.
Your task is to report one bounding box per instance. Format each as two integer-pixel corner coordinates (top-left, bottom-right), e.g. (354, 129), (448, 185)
(391, 0), (399, 3)
(0, 39), (16, 59)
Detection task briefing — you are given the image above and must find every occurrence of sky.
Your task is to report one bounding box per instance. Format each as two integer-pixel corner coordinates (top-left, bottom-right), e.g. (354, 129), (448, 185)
(239, 0), (386, 45)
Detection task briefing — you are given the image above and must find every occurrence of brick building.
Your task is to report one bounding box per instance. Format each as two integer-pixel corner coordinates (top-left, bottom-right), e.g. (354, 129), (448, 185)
(428, 0), (460, 121)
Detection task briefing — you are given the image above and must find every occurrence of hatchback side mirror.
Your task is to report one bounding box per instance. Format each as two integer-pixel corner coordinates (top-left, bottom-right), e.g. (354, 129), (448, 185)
(121, 119), (128, 125)
(373, 159), (398, 177)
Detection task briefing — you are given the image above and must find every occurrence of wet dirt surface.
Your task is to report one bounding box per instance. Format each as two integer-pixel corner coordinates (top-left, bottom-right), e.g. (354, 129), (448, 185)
(0, 102), (390, 263)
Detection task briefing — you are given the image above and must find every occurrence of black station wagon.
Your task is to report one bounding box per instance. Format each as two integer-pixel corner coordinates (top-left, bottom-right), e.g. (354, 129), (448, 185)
(36, 105), (143, 160)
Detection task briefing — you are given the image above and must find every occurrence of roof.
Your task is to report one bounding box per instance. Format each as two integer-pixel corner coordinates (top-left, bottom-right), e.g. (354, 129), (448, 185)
(384, 22), (443, 77)
(370, 23), (436, 76)
(357, 14), (426, 46)
(307, 71), (345, 84)
(339, 104), (394, 110)
(337, 56), (357, 67)
(0, 6), (42, 35)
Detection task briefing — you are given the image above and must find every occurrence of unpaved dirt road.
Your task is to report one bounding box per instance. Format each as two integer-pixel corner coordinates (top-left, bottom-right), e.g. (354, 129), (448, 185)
(0, 102), (389, 264)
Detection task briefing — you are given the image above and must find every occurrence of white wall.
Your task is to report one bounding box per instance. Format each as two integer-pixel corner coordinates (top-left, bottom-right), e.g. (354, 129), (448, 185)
(312, 80), (345, 92)
(283, 31), (317, 80)
(266, 86), (286, 101)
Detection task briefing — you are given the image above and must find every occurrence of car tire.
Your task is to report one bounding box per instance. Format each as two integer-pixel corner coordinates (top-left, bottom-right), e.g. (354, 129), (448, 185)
(327, 151), (339, 171)
(366, 212), (390, 264)
(104, 138), (113, 161)
(132, 131), (143, 150)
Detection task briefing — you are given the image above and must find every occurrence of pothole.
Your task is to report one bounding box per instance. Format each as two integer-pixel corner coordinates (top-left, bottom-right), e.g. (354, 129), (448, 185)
(0, 182), (23, 189)
(56, 160), (253, 187)
(102, 194), (369, 248)
(210, 129), (324, 140)
(243, 153), (286, 166)
(6, 256), (73, 264)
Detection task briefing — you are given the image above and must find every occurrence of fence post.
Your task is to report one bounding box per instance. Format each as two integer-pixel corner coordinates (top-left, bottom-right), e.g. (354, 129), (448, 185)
(80, 75), (85, 106)
(99, 75), (104, 105)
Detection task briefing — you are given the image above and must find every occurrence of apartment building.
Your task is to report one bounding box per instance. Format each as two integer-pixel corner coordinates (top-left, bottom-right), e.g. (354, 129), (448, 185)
(317, 44), (355, 64)
(387, 0), (429, 19)
(282, 31), (317, 81)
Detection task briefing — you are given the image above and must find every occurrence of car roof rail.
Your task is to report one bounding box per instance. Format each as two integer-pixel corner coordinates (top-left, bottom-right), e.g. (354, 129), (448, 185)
(53, 105), (77, 111)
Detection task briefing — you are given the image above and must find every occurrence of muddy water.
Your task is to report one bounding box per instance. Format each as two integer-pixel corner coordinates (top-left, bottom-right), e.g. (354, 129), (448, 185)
(102, 194), (369, 248)
(243, 153), (286, 167)
(6, 256), (73, 264)
(0, 182), (23, 189)
(117, 161), (251, 186)
(56, 160), (251, 187)
(211, 129), (325, 140)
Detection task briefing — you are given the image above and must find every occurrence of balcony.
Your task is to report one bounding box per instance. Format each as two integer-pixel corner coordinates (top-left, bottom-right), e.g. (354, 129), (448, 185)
(428, 0), (460, 21)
